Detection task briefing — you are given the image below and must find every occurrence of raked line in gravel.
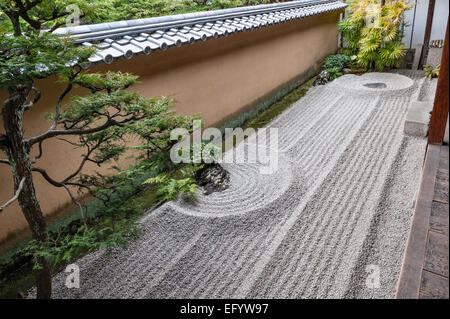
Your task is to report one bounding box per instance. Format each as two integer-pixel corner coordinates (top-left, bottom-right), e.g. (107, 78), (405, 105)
(40, 71), (428, 299)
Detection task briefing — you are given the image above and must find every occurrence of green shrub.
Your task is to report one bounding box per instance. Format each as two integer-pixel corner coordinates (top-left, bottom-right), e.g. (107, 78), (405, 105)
(339, 0), (412, 71)
(423, 64), (440, 79)
(323, 54), (351, 71)
(85, 0), (275, 25)
(327, 67), (343, 81)
(144, 165), (201, 201)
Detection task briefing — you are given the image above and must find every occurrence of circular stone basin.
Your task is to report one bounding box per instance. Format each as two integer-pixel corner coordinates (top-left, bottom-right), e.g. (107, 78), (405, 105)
(335, 72), (414, 95)
(363, 82), (387, 89)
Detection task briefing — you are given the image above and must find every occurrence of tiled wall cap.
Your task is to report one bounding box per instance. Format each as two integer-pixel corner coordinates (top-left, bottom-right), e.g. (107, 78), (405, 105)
(55, 1), (346, 65)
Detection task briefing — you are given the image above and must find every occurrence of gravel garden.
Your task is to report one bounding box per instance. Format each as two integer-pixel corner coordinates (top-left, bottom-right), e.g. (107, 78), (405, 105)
(42, 69), (431, 298)
(2, 0), (442, 300)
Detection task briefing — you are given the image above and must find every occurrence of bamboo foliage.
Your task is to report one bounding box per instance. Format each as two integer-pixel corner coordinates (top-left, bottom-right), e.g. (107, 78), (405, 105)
(339, 0), (412, 71)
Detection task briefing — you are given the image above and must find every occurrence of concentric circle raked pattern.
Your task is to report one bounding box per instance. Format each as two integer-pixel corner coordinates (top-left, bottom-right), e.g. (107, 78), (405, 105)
(45, 71), (429, 299)
(333, 72), (415, 96)
(168, 140), (294, 218)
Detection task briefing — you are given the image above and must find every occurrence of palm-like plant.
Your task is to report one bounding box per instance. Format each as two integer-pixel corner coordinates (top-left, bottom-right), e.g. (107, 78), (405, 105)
(339, 0), (412, 71)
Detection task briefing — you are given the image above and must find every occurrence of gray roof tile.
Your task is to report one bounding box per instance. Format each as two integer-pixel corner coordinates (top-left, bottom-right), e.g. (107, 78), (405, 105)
(53, 0), (346, 65)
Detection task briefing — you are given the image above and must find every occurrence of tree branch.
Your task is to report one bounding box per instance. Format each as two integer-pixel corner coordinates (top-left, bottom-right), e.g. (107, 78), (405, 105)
(31, 166), (95, 194)
(27, 115), (144, 147)
(31, 140), (43, 164)
(29, 163), (89, 230)
(62, 144), (96, 183)
(14, 0), (42, 30)
(24, 87), (41, 111)
(26, 70), (79, 147)
(0, 177), (25, 213)
(32, 166), (73, 188)
(0, 134), (9, 148)
(24, 0), (43, 10)
(56, 137), (83, 147)
(48, 13), (87, 33)
(62, 184), (88, 231)
(0, 159), (11, 165)
(3, 9), (22, 36)
(50, 77), (76, 131)
(31, 166), (105, 203)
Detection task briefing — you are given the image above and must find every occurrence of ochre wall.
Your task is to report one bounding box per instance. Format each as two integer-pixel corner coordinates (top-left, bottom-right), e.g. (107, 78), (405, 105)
(0, 12), (340, 245)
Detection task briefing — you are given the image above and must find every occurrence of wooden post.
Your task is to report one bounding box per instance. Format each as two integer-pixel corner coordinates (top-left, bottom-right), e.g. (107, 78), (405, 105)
(340, 0), (346, 53)
(428, 19), (449, 145)
(419, 0), (436, 69)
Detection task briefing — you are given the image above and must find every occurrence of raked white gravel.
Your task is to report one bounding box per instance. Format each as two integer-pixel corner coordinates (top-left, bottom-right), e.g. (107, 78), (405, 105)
(40, 71), (429, 299)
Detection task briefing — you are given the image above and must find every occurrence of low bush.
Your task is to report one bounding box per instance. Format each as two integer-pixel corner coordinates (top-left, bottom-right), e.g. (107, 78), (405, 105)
(322, 54), (351, 71)
(327, 67), (344, 81)
(423, 64), (440, 79)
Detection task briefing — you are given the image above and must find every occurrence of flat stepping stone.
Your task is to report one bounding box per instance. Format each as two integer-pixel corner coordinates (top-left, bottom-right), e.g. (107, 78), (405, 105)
(404, 101), (433, 137)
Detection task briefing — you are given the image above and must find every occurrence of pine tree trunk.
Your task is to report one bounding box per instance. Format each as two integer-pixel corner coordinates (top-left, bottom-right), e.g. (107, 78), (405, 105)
(2, 85), (52, 299)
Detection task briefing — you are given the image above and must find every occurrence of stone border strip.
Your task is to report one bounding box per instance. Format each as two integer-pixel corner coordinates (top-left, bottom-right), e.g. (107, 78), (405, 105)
(396, 144), (441, 298)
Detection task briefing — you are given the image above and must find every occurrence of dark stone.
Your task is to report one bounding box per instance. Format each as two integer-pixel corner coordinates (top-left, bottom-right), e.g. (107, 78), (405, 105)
(313, 70), (330, 86)
(343, 68), (351, 74)
(439, 155), (449, 170)
(430, 202), (449, 234)
(419, 292), (435, 299)
(424, 231), (449, 277)
(345, 68), (366, 74)
(420, 270), (449, 299)
(195, 163), (230, 195)
(434, 170), (449, 203)
(363, 82), (387, 89)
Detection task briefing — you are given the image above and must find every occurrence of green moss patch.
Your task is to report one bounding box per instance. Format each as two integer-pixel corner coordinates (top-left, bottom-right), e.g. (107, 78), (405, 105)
(243, 77), (316, 130)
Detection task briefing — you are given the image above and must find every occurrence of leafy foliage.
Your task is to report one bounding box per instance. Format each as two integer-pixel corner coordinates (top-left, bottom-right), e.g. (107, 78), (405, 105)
(0, 0), (101, 34)
(144, 166), (200, 202)
(0, 33), (94, 89)
(54, 71), (199, 228)
(0, 0), (277, 298)
(0, 0), (277, 32)
(339, 0), (412, 71)
(142, 141), (222, 201)
(20, 218), (140, 271)
(97, 0), (275, 22)
(0, 0), (200, 294)
(423, 64), (440, 79)
(322, 54), (351, 71)
(327, 67), (343, 81)
(321, 54), (351, 82)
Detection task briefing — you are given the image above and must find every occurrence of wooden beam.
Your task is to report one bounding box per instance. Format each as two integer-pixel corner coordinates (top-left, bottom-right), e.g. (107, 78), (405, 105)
(340, 0), (346, 52)
(428, 18), (449, 145)
(419, 0), (436, 68)
(396, 144), (441, 298)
